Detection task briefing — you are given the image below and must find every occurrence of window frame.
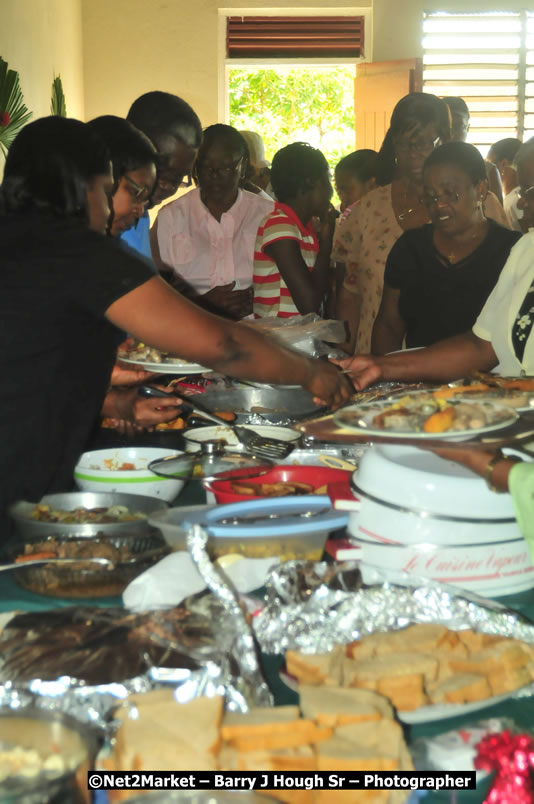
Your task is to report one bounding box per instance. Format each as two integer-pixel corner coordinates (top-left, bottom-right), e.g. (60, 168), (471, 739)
(422, 9), (534, 151)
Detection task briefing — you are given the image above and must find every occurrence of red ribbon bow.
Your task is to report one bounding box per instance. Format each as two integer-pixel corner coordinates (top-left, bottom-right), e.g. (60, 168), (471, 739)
(475, 730), (534, 803)
(0, 111), (11, 127)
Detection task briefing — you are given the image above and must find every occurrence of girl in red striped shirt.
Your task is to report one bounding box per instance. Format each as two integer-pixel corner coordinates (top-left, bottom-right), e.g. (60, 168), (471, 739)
(253, 142), (336, 318)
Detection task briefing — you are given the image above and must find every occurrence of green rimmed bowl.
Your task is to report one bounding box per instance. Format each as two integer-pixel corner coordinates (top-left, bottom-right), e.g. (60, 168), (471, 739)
(74, 447), (187, 502)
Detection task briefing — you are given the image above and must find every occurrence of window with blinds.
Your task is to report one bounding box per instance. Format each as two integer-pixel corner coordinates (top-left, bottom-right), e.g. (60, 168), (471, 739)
(422, 11), (534, 155)
(226, 16), (364, 60)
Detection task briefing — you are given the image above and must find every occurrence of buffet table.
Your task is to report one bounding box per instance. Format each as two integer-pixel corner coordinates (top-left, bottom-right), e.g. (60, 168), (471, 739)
(2, 478), (534, 804)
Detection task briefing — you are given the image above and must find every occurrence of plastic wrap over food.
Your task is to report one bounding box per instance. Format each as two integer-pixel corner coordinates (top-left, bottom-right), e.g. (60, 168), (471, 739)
(0, 595), (265, 731)
(187, 524), (272, 707)
(253, 561), (534, 655)
(246, 313), (346, 357)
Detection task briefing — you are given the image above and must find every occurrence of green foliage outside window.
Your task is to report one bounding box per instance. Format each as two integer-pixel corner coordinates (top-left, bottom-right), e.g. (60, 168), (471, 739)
(229, 66), (356, 172)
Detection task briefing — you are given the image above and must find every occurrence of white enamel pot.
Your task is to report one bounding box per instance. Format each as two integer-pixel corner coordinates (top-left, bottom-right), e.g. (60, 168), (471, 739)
(347, 444), (534, 597)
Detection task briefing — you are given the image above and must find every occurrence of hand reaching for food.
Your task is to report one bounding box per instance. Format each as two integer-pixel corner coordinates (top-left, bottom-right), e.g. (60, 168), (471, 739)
(101, 387), (183, 432)
(307, 360), (352, 408)
(111, 363), (159, 386)
(331, 355), (384, 391)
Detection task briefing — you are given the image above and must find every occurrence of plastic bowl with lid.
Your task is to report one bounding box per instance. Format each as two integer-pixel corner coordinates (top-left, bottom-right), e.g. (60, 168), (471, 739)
(150, 496), (348, 560)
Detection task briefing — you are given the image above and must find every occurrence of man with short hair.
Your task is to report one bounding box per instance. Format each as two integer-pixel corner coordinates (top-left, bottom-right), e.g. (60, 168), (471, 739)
(120, 91), (202, 258)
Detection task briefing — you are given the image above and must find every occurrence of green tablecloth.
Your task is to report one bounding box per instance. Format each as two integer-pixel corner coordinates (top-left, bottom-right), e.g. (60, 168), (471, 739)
(1, 479), (533, 803)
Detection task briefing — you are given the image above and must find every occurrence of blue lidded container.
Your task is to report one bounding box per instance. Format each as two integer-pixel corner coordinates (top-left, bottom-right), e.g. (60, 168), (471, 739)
(180, 496), (348, 560)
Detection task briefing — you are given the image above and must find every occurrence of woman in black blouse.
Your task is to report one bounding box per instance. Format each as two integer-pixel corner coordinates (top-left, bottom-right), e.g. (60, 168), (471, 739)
(371, 142), (521, 354)
(0, 117), (349, 540)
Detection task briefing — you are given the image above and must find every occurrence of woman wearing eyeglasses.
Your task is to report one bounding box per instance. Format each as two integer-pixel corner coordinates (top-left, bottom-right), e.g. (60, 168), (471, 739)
(371, 142), (521, 354)
(333, 93), (509, 355)
(87, 116), (157, 237)
(86, 115), (187, 433)
(153, 124), (274, 320)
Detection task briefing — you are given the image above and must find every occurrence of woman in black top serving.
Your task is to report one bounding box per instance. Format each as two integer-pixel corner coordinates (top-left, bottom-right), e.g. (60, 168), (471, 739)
(0, 117), (349, 542)
(371, 142), (521, 354)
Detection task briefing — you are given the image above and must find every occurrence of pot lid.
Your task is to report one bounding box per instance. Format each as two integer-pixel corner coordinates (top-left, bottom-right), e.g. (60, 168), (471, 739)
(180, 495), (348, 536)
(149, 439), (272, 482)
(354, 444), (521, 519)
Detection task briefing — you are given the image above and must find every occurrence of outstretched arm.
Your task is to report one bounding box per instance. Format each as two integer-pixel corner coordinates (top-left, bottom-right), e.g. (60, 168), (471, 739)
(336, 330), (498, 391)
(106, 276), (350, 407)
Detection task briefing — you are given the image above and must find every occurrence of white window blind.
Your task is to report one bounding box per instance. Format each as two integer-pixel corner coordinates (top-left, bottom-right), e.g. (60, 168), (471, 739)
(422, 11), (534, 155)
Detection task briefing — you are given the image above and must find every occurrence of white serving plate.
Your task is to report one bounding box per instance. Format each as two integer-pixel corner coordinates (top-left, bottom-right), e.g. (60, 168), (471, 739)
(183, 424), (301, 453)
(398, 681), (534, 724)
(280, 666), (534, 726)
(118, 356), (209, 375)
(334, 398), (517, 439)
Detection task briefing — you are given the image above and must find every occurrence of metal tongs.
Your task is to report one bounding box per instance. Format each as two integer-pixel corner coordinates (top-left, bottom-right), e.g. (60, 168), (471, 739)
(139, 385), (296, 461)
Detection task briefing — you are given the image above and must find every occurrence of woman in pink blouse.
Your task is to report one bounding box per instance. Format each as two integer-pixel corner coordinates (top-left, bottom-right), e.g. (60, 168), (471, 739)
(153, 125), (273, 319)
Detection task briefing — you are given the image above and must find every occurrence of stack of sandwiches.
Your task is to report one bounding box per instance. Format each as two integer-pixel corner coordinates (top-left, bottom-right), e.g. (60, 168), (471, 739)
(286, 624), (534, 712)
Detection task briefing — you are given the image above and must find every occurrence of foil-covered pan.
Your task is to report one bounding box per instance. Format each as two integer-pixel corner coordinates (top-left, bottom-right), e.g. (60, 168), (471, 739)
(0, 590), (269, 730)
(252, 561), (534, 654)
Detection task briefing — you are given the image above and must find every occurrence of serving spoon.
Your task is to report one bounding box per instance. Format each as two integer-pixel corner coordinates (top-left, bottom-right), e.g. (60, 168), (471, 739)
(0, 557), (113, 572)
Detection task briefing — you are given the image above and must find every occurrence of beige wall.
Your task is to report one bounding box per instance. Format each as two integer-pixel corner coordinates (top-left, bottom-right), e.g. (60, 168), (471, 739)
(0, 0), (84, 173)
(0, 0), (84, 120)
(1, 0), (521, 136)
(81, 0), (373, 125)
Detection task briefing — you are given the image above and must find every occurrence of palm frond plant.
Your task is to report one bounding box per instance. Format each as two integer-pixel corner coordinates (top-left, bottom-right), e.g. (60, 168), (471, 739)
(0, 57), (32, 157)
(51, 75), (67, 117)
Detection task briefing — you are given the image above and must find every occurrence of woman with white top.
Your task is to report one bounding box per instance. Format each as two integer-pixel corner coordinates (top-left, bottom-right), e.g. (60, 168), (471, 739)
(153, 124), (273, 319)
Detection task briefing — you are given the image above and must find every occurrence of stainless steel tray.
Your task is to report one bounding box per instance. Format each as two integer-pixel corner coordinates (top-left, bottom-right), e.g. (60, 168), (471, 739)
(9, 491), (168, 540)
(197, 386), (325, 424)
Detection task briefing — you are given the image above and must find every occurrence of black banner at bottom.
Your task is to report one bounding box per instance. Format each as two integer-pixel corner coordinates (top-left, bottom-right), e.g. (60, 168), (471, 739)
(88, 770), (477, 792)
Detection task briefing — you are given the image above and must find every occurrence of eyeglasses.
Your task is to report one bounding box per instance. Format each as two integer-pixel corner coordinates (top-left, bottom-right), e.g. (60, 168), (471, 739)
(396, 136), (441, 154)
(155, 155), (193, 191)
(421, 189), (460, 207)
(197, 157), (243, 178)
(123, 174), (152, 204)
(518, 185), (534, 201)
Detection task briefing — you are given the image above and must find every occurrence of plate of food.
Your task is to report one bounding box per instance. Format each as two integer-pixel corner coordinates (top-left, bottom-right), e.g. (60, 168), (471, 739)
(118, 342), (209, 374)
(333, 393), (518, 439)
(431, 375), (534, 412)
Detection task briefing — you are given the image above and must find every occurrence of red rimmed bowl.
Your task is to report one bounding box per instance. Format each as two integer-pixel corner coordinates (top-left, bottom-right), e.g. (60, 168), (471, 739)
(203, 464), (351, 505)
